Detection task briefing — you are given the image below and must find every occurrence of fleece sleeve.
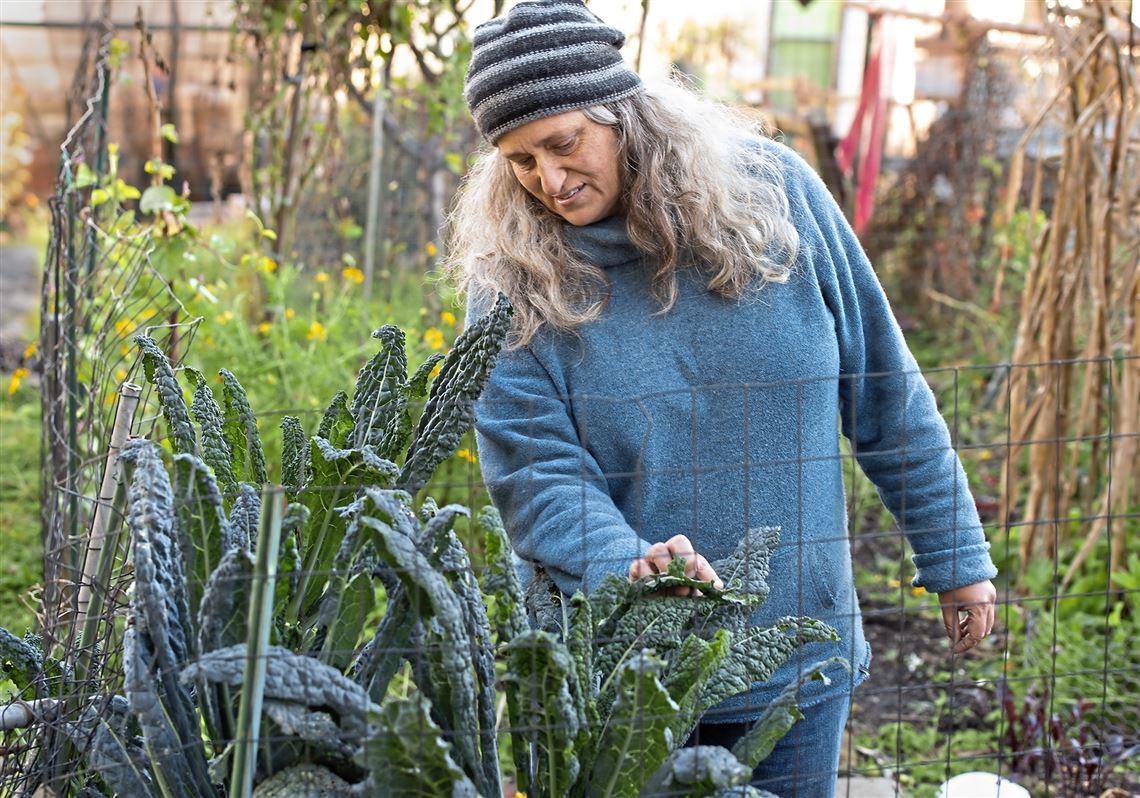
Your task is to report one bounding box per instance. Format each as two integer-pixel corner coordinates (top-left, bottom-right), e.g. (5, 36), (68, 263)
(779, 145), (998, 593)
(470, 317), (653, 594)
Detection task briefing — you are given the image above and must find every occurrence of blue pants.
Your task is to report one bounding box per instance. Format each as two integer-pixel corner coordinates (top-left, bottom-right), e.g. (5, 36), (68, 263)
(685, 692), (851, 798)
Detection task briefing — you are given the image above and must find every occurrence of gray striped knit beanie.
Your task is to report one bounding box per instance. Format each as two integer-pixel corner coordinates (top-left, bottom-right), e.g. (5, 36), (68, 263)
(464, 0), (643, 143)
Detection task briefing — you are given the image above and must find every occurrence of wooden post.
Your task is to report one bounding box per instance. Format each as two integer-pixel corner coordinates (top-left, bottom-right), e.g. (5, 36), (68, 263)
(74, 381), (142, 633)
(363, 82), (386, 299)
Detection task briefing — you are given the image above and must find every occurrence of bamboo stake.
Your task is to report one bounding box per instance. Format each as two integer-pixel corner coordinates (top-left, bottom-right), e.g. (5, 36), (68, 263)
(1002, 1), (1138, 586)
(0, 699), (60, 732)
(74, 381), (141, 634)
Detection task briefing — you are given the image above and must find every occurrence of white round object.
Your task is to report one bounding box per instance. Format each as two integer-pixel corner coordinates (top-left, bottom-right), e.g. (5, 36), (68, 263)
(937, 772), (1032, 798)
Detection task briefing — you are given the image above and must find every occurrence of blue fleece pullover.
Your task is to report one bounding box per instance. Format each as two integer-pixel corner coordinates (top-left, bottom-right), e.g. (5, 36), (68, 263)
(471, 139), (998, 719)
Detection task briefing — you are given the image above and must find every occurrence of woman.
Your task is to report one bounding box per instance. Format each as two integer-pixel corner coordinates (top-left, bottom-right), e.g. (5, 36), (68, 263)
(447, 2), (998, 795)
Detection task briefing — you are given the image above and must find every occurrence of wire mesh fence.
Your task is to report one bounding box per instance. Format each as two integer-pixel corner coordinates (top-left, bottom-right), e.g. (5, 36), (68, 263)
(3, 4), (1138, 798)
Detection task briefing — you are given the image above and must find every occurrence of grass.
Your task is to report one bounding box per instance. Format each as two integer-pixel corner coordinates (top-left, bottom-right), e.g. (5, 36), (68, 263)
(0, 386), (42, 635)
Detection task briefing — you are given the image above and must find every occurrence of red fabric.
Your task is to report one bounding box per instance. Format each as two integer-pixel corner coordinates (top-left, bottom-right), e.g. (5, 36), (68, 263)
(837, 18), (895, 235)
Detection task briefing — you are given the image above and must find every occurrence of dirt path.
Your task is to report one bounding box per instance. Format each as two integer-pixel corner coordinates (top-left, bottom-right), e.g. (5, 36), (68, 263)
(0, 244), (40, 367)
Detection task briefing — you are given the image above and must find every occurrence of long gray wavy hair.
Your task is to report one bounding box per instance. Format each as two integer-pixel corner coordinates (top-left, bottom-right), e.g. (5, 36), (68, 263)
(444, 79), (800, 348)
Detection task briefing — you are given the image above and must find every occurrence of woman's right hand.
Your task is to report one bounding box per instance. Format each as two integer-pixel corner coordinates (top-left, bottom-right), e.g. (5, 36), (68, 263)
(628, 534), (724, 596)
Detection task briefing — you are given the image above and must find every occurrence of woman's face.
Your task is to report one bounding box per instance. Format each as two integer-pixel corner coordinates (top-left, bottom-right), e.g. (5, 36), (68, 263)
(497, 110), (623, 226)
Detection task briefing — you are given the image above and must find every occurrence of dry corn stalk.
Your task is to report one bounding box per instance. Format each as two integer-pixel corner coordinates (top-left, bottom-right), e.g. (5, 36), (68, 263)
(998, 0), (1139, 589)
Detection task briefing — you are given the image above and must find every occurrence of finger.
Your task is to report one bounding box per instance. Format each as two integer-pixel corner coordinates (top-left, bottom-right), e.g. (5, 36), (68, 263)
(629, 559), (655, 581)
(954, 632), (978, 654)
(645, 542), (673, 574)
(665, 534), (696, 559)
(963, 606), (989, 643)
(691, 554), (724, 589)
(941, 604), (961, 647)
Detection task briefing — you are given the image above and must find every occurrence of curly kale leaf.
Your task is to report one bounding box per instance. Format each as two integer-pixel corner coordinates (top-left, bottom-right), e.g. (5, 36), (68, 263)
(219, 368), (268, 486)
(505, 631), (580, 794)
(228, 482), (261, 552)
(662, 629), (735, 743)
(280, 415), (308, 494)
(398, 293), (512, 494)
(263, 700), (358, 762)
(183, 366), (236, 496)
(171, 453), (232, 619)
(292, 439), (398, 624)
(197, 547), (256, 655)
(594, 597), (695, 694)
(730, 657), (849, 771)
(252, 764), (358, 797)
(124, 627), (210, 798)
(477, 505), (529, 644)
(134, 335), (195, 455)
(62, 697), (155, 798)
(351, 324), (408, 450)
(317, 390), (354, 449)
(708, 526), (780, 606)
(361, 696), (478, 798)
(699, 618), (838, 712)
(121, 440), (192, 667)
(588, 652), (679, 798)
(0, 626), (42, 693)
(431, 516), (501, 797)
(641, 746), (751, 797)
(358, 507), (482, 782)
(380, 352), (446, 461)
(181, 644), (379, 740)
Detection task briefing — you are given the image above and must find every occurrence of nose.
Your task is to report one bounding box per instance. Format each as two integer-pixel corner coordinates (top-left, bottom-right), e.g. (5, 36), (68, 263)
(536, 158), (567, 197)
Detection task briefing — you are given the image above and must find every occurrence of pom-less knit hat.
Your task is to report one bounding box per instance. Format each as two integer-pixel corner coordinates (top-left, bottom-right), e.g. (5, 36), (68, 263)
(464, 0), (643, 143)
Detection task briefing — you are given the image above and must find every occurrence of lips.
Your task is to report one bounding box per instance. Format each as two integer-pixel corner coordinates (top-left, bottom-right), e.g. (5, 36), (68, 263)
(554, 185), (585, 205)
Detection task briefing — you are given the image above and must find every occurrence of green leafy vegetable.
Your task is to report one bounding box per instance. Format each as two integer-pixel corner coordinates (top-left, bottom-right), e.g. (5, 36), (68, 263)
(135, 335), (196, 455)
(220, 368), (268, 486)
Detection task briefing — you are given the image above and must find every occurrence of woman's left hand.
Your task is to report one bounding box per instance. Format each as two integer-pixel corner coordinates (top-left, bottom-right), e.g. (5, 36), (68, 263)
(937, 580), (997, 654)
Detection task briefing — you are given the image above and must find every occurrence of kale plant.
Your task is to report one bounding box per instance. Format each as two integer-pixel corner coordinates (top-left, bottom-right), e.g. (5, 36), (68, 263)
(2, 293), (845, 798)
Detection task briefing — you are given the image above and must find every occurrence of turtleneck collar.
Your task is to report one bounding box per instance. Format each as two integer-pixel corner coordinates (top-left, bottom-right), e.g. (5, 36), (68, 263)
(563, 216), (643, 269)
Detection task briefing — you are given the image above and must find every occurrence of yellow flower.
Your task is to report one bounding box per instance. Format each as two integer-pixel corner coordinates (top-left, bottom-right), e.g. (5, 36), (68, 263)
(115, 318), (137, 335)
(218, 310), (234, 324)
(257, 322), (272, 335)
(430, 361), (443, 379)
(315, 271), (330, 284)
(425, 241), (439, 257)
(978, 449), (994, 461)
(7, 367), (29, 395)
(423, 327), (445, 351)
(115, 368), (128, 383)
(342, 266), (365, 284)
(887, 579), (902, 589)
(120, 344), (131, 356)
(911, 586), (927, 597)
(260, 256), (277, 274)
(440, 310), (457, 326)
(204, 336), (216, 348)
(22, 341), (37, 360)
(456, 448), (477, 464)
(140, 308), (157, 320)
(285, 308), (296, 319)
(307, 321), (328, 342)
